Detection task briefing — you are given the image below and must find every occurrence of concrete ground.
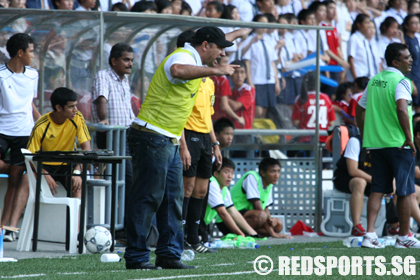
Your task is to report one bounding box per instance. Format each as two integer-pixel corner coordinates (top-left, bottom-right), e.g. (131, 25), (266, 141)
(2, 235), (344, 260)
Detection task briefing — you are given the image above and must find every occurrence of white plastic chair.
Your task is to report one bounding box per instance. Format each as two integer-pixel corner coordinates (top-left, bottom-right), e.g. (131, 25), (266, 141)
(16, 149), (81, 254)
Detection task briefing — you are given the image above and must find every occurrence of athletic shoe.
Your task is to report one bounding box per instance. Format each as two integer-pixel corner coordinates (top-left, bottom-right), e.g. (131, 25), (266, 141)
(388, 226), (400, 236)
(395, 233), (420, 248)
(351, 224), (366, 236)
(190, 242), (217, 253)
(3, 230), (16, 242)
(361, 235), (385, 249)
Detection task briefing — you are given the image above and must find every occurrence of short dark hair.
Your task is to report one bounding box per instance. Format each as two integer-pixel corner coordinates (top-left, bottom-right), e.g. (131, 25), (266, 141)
(385, 43), (409, 67)
(50, 87), (78, 111)
(264, 12), (276, 23)
(354, 76), (370, 91)
(156, 0), (172, 13)
(259, 157), (281, 176)
(252, 14), (267, 23)
(131, 0), (157, 12)
(298, 9), (314, 24)
(380, 16), (399, 35)
(308, 1), (326, 13)
(414, 119), (420, 136)
(413, 112), (420, 122)
(299, 71), (317, 104)
(181, 1), (192, 15)
(112, 2), (128, 11)
(212, 157), (235, 174)
(214, 117), (235, 134)
(231, 59), (247, 72)
(108, 42), (133, 66)
(403, 14), (418, 33)
(177, 30), (195, 48)
(282, 13), (297, 23)
(335, 82), (353, 101)
(6, 33), (35, 58)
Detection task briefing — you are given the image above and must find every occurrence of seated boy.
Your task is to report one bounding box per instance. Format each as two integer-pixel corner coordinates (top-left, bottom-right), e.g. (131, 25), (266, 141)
(213, 117), (235, 150)
(230, 157), (291, 238)
(204, 158), (258, 237)
(27, 87), (91, 198)
(228, 60), (256, 129)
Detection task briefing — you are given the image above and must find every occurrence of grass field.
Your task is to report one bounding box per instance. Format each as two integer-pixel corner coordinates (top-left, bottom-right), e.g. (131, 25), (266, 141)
(1, 241), (420, 280)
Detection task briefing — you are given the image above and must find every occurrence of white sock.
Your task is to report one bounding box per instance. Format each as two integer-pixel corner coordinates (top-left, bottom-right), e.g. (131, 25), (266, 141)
(399, 234), (409, 240)
(365, 232), (377, 239)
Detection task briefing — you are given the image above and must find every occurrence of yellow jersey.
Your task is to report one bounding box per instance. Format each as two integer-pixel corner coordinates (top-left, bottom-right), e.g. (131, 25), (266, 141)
(184, 77), (215, 133)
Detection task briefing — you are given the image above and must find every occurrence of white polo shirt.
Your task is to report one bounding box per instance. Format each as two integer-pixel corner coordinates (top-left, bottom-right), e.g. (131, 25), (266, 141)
(229, 0), (254, 22)
(242, 175), (273, 207)
(294, 30), (315, 58)
(242, 33), (278, 85)
(348, 31), (377, 78)
(208, 180), (234, 210)
(377, 36), (401, 69)
(385, 7), (407, 25)
(278, 32), (302, 78)
(0, 64), (38, 136)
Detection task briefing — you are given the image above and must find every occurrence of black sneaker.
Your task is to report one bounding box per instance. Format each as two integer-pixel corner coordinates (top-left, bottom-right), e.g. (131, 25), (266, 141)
(190, 242), (217, 253)
(126, 261), (162, 270)
(155, 256), (196, 269)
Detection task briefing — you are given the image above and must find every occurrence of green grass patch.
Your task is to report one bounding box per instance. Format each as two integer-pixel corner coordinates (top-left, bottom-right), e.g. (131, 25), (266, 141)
(1, 242), (420, 279)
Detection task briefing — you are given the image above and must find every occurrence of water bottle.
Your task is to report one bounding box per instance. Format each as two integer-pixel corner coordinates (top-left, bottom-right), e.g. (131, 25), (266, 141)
(380, 236), (396, 247)
(343, 237), (363, 247)
(204, 240), (235, 248)
(101, 253), (121, 262)
(181, 249), (195, 261)
(237, 241), (260, 249)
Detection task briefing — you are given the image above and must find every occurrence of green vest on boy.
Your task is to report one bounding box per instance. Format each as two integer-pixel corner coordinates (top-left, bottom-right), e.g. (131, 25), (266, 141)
(363, 70), (413, 148)
(204, 177), (228, 225)
(230, 171), (272, 212)
(137, 48), (201, 137)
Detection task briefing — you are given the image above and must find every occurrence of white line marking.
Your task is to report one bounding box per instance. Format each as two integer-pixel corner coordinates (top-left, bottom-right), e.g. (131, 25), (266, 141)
(210, 263), (235, 266)
(1, 274), (45, 279)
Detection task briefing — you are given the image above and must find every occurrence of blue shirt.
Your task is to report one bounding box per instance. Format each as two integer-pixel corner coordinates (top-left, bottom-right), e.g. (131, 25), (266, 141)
(404, 34), (420, 82)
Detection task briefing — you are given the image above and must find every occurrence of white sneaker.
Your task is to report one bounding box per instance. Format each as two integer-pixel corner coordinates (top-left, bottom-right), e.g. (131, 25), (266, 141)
(395, 234), (420, 248)
(361, 235), (385, 249)
(3, 230), (16, 242)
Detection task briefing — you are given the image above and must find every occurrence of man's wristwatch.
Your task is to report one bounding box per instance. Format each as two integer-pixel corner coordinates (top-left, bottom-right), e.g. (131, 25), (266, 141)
(73, 170), (81, 175)
(212, 141), (220, 147)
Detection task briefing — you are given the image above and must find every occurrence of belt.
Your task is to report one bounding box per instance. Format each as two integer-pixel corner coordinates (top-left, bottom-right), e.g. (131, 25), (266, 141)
(131, 123), (180, 145)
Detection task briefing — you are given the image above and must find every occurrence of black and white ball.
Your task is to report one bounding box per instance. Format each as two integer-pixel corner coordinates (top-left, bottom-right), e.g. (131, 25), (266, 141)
(84, 226), (112, 254)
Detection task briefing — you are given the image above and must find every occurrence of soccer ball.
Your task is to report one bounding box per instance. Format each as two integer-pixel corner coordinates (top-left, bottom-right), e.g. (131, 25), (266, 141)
(84, 226), (113, 254)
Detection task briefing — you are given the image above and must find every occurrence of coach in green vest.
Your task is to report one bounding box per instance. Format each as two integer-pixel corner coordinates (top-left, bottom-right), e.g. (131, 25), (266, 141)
(124, 27), (237, 270)
(356, 43), (420, 249)
(230, 158), (291, 239)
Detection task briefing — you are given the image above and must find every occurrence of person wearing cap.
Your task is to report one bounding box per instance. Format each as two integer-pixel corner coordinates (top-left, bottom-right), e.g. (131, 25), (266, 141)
(124, 26), (236, 270)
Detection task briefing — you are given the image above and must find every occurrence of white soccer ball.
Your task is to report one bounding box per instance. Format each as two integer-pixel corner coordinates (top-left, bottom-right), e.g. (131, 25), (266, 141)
(84, 226), (113, 254)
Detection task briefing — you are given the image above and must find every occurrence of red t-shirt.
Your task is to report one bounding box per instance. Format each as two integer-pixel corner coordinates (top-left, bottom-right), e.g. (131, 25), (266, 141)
(348, 92), (363, 117)
(321, 22), (340, 66)
(210, 75), (232, 121)
(131, 94), (141, 117)
(332, 100), (350, 114)
(291, 92), (336, 143)
(230, 83), (256, 129)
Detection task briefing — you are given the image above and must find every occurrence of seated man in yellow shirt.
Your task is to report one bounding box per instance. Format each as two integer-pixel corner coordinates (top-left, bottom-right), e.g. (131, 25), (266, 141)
(27, 87), (91, 198)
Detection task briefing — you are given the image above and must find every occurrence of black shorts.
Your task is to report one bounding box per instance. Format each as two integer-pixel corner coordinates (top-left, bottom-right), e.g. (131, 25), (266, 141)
(239, 209), (249, 216)
(333, 170), (371, 196)
(215, 221), (232, 236)
(96, 131), (107, 149)
(0, 134), (29, 166)
(183, 129), (212, 179)
(43, 164), (73, 191)
(371, 148), (415, 196)
(255, 84), (276, 108)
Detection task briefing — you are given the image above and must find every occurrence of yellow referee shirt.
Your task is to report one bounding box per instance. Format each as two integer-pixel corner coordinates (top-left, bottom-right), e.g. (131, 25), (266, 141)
(184, 77), (215, 133)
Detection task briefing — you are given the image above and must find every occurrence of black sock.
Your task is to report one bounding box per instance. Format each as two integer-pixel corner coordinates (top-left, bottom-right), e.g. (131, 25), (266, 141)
(186, 197), (204, 245)
(182, 197), (190, 227)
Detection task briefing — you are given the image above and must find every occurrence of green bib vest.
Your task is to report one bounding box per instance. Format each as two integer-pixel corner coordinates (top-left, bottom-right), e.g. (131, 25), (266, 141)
(230, 171), (272, 212)
(364, 70), (413, 148)
(204, 177), (228, 225)
(137, 48), (201, 137)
